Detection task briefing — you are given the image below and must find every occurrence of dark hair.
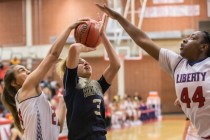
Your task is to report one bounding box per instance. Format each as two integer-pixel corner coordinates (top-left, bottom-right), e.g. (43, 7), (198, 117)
(1, 65), (23, 133)
(201, 31), (210, 57)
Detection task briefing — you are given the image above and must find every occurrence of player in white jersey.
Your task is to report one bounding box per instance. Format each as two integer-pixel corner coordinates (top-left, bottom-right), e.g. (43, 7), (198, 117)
(96, 4), (210, 139)
(174, 99), (199, 140)
(15, 92), (61, 140)
(1, 20), (85, 140)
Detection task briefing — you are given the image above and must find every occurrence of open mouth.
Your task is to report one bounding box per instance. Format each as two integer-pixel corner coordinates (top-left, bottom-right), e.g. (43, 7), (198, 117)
(180, 43), (184, 50)
(84, 66), (90, 70)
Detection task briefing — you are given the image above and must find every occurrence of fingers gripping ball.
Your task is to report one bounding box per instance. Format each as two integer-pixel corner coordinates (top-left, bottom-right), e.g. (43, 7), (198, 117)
(74, 20), (101, 48)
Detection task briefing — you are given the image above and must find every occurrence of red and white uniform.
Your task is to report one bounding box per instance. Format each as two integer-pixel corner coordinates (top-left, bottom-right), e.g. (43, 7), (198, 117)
(159, 48), (210, 138)
(15, 92), (60, 140)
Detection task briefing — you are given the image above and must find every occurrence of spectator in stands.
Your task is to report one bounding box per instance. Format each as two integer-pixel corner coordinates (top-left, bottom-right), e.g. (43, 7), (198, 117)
(0, 62), (5, 83)
(41, 76), (57, 97)
(10, 57), (21, 66)
(0, 81), (5, 116)
(55, 83), (64, 95)
(42, 86), (52, 101)
(139, 99), (148, 121)
(104, 94), (112, 129)
(0, 62), (3, 70)
(132, 96), (141, 124)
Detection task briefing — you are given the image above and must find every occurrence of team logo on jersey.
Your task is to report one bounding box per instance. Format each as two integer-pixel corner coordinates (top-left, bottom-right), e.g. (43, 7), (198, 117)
(76, 77), (90, 89)
(176, 72), (206, 83)
(76, 77), (103, 98)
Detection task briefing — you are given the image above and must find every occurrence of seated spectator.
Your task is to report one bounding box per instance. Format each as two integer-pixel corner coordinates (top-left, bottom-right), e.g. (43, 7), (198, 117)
(10, 57), (21, 65)
(0, 62), (5, 82)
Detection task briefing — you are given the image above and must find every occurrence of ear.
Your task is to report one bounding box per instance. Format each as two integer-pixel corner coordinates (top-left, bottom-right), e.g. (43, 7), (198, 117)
(200, 43), (209, 52)
(11, 80), (17, 88)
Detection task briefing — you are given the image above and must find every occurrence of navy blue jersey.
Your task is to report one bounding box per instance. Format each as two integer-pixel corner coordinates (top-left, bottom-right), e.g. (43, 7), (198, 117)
(63, 67), (110, 140)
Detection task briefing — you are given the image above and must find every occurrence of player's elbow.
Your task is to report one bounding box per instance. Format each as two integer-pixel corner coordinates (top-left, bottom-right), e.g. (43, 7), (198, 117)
(111, 62), (121, 72)
(69, 45), (79, 55)
(47, 54), (59, 63)
(116, 63), (121, 71)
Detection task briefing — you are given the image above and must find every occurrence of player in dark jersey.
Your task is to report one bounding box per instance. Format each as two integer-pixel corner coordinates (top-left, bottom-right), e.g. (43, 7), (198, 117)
(56, 14), (120, 140)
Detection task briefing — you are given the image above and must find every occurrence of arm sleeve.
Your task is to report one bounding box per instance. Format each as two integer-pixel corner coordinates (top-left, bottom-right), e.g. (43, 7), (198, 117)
(97, 75), (110, 94)
(159, 48), (183, 78)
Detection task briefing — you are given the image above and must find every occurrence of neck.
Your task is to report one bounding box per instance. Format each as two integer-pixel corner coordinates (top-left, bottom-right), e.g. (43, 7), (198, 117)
(188, 54), (208, 63)
(188, 57), (208, 66)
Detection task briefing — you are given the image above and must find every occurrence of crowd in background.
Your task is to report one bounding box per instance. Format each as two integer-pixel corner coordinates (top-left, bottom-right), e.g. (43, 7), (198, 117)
(105, 94), (157, 129)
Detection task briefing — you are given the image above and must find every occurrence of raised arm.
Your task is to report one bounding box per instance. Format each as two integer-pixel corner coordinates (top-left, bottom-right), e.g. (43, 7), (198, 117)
(100, 14), (120, 84)
(96, 4), (160, 61)
(21, 21), (85, 98)
(66, 43), (95, 69)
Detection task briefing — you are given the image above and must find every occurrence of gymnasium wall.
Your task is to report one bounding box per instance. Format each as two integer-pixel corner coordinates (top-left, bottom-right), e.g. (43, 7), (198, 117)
(121, 0), (208, 31)
(0, 0), (25, 45)
(0, 0), (209, 46)
(0, 0), (208, 114)
(31, 0), (107, 44)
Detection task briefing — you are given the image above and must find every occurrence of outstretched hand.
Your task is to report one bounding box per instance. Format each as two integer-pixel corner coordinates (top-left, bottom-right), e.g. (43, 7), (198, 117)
(98, 14), (108, 35)
(95, 3), (118, 19)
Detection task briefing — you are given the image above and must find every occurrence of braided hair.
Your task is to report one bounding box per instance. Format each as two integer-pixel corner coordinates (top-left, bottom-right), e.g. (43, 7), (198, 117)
(201, 31), (210, 57)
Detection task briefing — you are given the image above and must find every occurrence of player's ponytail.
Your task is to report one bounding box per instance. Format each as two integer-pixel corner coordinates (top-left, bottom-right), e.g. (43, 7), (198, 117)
(202, 31), (210, 57)
(56, 59), (66, 79)
(1, 65), (23, 133)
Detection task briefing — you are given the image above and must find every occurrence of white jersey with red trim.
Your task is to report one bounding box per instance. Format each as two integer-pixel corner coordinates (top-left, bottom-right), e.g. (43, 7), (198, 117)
(159, 48), (210, 138)
(15, 92), (60, 140)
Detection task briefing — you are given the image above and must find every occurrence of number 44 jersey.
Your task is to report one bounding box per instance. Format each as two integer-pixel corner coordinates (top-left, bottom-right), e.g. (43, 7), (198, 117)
(159, 48), (210, 138)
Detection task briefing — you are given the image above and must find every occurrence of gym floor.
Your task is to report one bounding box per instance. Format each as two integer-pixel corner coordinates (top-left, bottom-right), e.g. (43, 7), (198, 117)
(107, 114), (186, 140)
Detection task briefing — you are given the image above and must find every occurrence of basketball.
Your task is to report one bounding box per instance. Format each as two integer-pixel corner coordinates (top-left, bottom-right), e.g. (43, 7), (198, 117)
(74, 20), (101, 48)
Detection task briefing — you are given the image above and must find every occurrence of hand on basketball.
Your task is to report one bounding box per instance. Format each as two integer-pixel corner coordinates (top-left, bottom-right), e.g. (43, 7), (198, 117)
(95, 3), (118, 19)
(70, 20), (87, 30)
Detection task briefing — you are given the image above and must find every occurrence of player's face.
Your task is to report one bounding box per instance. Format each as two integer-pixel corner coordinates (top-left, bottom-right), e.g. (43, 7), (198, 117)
(180, 31), (206, 61)
(13, 65), (31, 87)
(77, 58), (92, 78)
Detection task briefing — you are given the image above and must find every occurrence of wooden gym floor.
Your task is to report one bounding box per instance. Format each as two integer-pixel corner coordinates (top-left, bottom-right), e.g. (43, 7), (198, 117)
(107, 114), (186, 140)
